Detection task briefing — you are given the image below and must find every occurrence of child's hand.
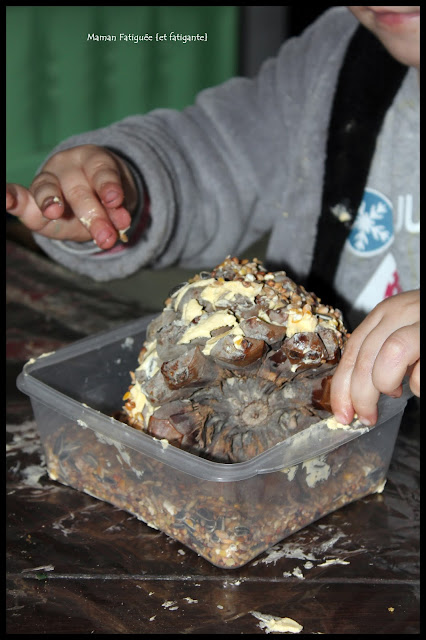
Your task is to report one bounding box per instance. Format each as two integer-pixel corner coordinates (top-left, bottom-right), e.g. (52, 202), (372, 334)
(6, 145), (138, 250)
(330, 290), (420, 426)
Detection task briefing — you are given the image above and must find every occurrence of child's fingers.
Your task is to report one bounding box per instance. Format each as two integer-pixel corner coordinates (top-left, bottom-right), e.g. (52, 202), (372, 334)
(30, 171), (65, 220)
(8, 146), (136, 247)
(408, 360), (420, 397)
(82, 150), (132, 229)
(105, 206), (132, 234)
(371, 323), (420, 394)
(331, 291), (420, 426)
(330, 314), (381, 425)
(7, 182), (91, 241)
(57, 171), (119, 249)
(39, 147), (132, 246)
(332, 317), (400, 426)
(6, 183), (50, 232)
(84, 156), (126, 211)
(6, 184), (18, 210)
(345, 323), (419, 425)
(342, 329), (383, 427)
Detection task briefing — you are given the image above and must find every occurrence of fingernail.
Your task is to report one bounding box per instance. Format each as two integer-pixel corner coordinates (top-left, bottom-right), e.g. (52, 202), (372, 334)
(334, 413), (349, 425)
(388, 388), (402, 399)
(358, 416), (372, 427)
(103, 189), (119, 205)
(41, 196), (63, 212)
(95, 229), (114, 248)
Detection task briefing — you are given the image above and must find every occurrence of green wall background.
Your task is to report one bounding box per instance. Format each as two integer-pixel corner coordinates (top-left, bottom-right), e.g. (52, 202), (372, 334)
(6, 6), (239, 186)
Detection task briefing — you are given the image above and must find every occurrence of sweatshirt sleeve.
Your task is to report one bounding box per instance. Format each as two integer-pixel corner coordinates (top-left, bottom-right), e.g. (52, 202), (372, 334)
(33, 7), (358, 281)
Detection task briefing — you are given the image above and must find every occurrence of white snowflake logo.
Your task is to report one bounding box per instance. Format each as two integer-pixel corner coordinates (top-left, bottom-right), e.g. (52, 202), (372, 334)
(352, 201), (390, 251)
(347, 188), (394, 257)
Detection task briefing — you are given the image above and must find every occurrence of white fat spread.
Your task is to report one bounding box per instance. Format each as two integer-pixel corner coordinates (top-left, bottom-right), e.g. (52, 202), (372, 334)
(121, 336), (134, 350)
(204, 325), (246, 356)
(281, 465), (298, 481)
(178, 309), (243, 347)
(127, 380), (156, 424)
(258, 309), (274, 324)
(174, 278), (264, 313)
(115, 443), (132, 467)
(136, 340), (160, 378)
(233, 335), (245, 350)
(24, 351), (55, 368)
(285, 309), (318, 338)
(172, 278), (215, 310)
(326, 416), (367, 432)
(318, 316), (339, 330)
(176, 283), (264, 355)
(119, 226), (130, 243)
(318, 558), (350, 567)
(302, 455), (331, 488)
(292, 566), (305, 580)
(129, 381), (147, 415)
(326, 416), (352, 430)
(80, 216), (92, 229)
(331, 203), (352, 223)
(250, 611), (303, 634)
(200, 279), (263, 308)
(181, 298), (204, 323)
(374, 478), (387, 493)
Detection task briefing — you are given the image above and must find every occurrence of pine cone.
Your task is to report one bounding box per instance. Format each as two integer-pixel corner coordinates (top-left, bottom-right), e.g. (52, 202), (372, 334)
(122, 257), (348, 462)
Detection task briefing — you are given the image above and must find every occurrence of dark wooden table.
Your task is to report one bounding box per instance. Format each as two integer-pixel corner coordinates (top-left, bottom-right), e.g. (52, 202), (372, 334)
(6, 240), (420, 634)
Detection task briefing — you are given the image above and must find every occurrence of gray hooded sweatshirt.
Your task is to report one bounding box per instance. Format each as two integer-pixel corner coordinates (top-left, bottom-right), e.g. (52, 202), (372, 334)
(34, 7), (419, 325)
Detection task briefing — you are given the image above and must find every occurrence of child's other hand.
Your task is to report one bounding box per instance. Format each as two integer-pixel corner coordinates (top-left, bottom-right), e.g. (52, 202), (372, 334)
(330, 290), (420, 426)
(6, 145), (138, 249)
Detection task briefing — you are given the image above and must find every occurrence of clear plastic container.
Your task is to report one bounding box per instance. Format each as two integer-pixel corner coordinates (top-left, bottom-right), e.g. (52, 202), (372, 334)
(17, 316), (411, 568)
